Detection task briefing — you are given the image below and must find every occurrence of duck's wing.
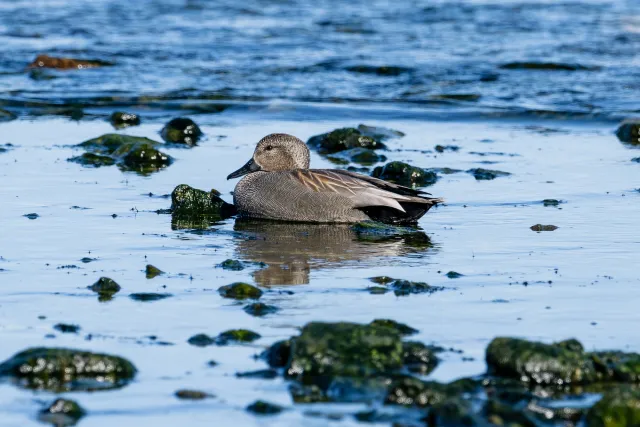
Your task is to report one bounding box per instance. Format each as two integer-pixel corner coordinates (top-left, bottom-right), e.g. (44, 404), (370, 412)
(292, 169), (441, 213)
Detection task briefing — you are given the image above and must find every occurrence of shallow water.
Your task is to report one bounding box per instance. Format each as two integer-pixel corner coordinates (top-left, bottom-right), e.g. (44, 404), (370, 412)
(1, 0), (640, 425)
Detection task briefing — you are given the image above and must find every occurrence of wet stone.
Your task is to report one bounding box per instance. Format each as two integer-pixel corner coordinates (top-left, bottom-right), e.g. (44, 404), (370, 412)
(145, 264), (164, 279)
(218, 282), (263, 300)
(0, 108), (16, 122)
(543, 199), (562, 207)
(446, 271), (463, 279)
(187, 334), (215, 347)
(435, 144), (460, 153)
(351, 222), (433, 249)
(246, 400), (284, 415)
(110, 111), (140, 129)
(0, 347), (137, 392)
(80, 257), (96, 263)
(326, 148), (387, 166)
(38, 398), (86, 427)
(369, 319), (418, 336)
(531, 224), (558, 232)
(345, 65), (413, 76)
(261, 340), (291, 368)
(356, 124), (405, 140)
(53, 324), (80, 334)
(616, 120), (640, 145)
(586, 387), (640, 427)
(28, 54), (113, 69)
(175, 389), (213, 400)
(161, 117), (202, 146)
(215, 329), (261, 345)
(23, 213), (39, 220)
(170, 184), (236, 224)
(402, 341), (441, 375)
(67, 153), (116, 168)
(632, 157), (640, 163)
(113, 141), (173, 174)
(129, 293), (171, 302)
(500, 61), (598, 71)
(370, 277), (445, 297)
(87, 277), (121, 298)
(384, 377), (479, 408)
(372, 161), (438, 187)
(217, 259), (244, 271)
(307, 127), (387, 154)
(467, 168), (511, 180)
(243, 302), (279, 317)
(236, 369), (278, 379)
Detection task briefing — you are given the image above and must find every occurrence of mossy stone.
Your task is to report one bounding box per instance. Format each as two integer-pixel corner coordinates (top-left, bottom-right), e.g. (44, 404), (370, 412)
(129, 293), (171, 302)
(446, 271), (463, 279)
(467, 168), (511, 180)
(217, 259), (244, 271)
(402, 341), (441, 375)
(262, 340), (292, 368)
(161, 117), (202, 146)
(372, 161), (438, 187)
(110, 111), (140, 129)
(216, 329), (261, 345)
(170, 184), (234, 217)
(188, 334), (215, 347)
(38, 398), (86, 426)
(616, 120), (640, 145)
(307, 128), (387, 154)
(586, 387), (640, 427)
(87, 277), (121, 297)
(369, 319), (418, 336)
(67, 153), (116, 168)
(0, 347), (137, 392)
(77, 133), (158, 155)
(326, 148), (387, 166)
(246, 400), (284, 415)
(145, 264), (164, 279)
(244, 302), (279, 317)
(112, 141), (173, 174)
(218, 282), (262, 300)
(175, 389), (213, 400)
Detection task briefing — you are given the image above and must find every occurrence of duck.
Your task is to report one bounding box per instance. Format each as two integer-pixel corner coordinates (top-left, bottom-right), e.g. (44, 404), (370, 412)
(226, 133), (443, 224)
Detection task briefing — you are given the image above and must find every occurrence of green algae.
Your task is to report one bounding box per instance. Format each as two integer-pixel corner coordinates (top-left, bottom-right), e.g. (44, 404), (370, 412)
(169, 184), (236, 229)
(370, 319), (418, 336)
(216, 329), (261, 345)
(246, 400), (284, 415)
(371, 161), (438, 187)
(307, 127), (387, 154)
(616, 120), (640, 145)
(586, 387), (640, 427)
(145, 264), (164, 279)
(218, 282), (263, 300)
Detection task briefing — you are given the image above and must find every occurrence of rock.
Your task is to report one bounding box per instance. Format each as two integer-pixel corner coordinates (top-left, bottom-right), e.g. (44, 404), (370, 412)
(215, 329), (261, 345)
(0, 347), (136, 392)
(129, 293), (171, 302)
(467, 168), (511, 180)
(326, 148), (387, 166)
(236, 369), (279, 379)
(262, 340), (292, 368)
(244, 302), (279, 317)
(351, 222), (433, 249)
(307, 128), (387, 154)
(402, 341), (441, 375)
(145, 264), (164, 279)
(187, 334), (215, 347)
(87, 277), (121, 298)
(218, 282), (262, 300)
(161, 118), (202, 146)
(345, 65), (413, 76)
(530, 224), (558, 232)
(368, 277), (444, 297)
(357, 124), (405, 140)
(586, 387), (640, 427)
(435, 144), (460, 153)
(632, 157), (640, 163)
(38, 398), (85, 426)
(67, 153), (116, 168)
(110, 111), (140, 129)
(616, 120), (640, 145)
(284, 322), (404, 381)
(53, 324), (80, 334)
(217, 259), (244, 271)
(72, 134), (173, 175)
(446, 271), (463, 279)
(170, 184), (236, 220)
(369, 319), (418, 336)
(542, 199), (562, 207)
(23, 213), (39, 220)
(500, 62), (598, 71)
(372, 161), (438, 187)
(385, 377), (479, 408)
(27, 54), (113, 69)
(246, 400), (284, 415)
(175, 389), (213, 400)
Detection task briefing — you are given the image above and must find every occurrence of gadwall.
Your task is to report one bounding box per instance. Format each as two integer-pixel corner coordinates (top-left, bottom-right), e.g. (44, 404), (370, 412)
(227, 133), (443, 224)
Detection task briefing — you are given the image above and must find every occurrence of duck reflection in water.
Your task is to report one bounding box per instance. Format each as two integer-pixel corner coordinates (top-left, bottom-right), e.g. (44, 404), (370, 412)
(232, 219), (436, 286)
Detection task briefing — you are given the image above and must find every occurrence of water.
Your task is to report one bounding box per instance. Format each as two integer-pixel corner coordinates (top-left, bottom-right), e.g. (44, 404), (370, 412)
(0, 1), (639, 426)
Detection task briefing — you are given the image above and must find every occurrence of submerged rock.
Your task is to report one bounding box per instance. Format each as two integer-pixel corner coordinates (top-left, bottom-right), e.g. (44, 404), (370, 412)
(351, 222), (433, 249)
(161, 118), (202, 146)
(530, 224), (558, 232)
(345, 65), (413, 76)
(262, 340), (292, 368)
(632, 157), (640, 163)
(217, 259), (244, 271)
(23, 213), (39, 220)
(285, 322), (404, 381)
(402, 341), (441, 375)
(500, 61), (598, 71)
(616, 120), (640, 145)
(0, 108), (17, 122)
(0, 347), (136, 392)
(71, 134), (173, 175)
(467, 168), (511, 180)
(218, 282), (263, 300)
(129, 293), (171, 302)
(357, 124), (405, 140)
(27, 54), (113, 69)
(188, 334), (215, 347)
(110, 111), (140, 129)
(368, 276), (445, 297)
(38, 398), (86, 426)
(244, 302), (279, 317)
(370, 319), (418, 336)
(326, 148), (387, 166)
(216, 329), (261, 345)
(53, 324), (80, 334)
(542, 199), (563, 207)
(446, 271), (463, 279)
(169, 185), (236, 227)
(586, 387), (640, 427)
(175, 389), (213, 400)
(372, 161), (438, 187)
(307, 128), (387, 154)
(246, 400), (284, 415)
(145, 264), (164, 279)
(87, 277), (121, 298)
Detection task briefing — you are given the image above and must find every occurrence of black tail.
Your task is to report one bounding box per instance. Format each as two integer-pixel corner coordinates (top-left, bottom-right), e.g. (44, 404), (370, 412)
(358, 198), (442, 224)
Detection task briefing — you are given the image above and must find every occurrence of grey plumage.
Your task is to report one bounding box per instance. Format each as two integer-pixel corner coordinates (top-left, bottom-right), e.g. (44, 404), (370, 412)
(227, 134), (443, 224)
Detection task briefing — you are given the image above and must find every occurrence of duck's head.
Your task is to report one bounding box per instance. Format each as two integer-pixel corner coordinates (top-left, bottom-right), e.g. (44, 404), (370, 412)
(227, 133), (311, 179)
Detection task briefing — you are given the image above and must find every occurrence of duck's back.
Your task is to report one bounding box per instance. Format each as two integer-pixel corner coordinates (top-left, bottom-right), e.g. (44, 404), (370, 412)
(233, 171), (370, 223)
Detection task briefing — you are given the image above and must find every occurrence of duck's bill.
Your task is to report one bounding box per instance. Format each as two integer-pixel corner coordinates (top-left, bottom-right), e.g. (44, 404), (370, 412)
(227, 158), (261, 179)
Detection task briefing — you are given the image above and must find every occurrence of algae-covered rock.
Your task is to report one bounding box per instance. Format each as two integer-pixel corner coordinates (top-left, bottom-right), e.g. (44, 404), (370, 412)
(372, 161), (438, 187)
(175, 389), (213, 400)
(285, 322), (404, 380)
(244, 302), (279, 317)
(77, 134), (157, 155)
(486, 337), (600, 385)
(38, 398), (86, 426)
(218, 282), (262, 300)
(368, 277), (445, 297)
(262, 340), (292, 368)
(53, 324), (80, 334)
(0, 347), (136, 392)
(616, 120), (640, 145)
(188, 333), (215, 347)
(215, 329), (261, 345)
(0, 108), (16, 122)
(28, 54), (113, 69)
(543, 199), (562, 207)
(345, 65), (413, 76)
(467, 168), (511, 180)
(357, 124), (405, 141)
(446, 271), (463, 279)
(110, 111), (140, 129)
(385, 377), (479, 408)
(87, 277), (121, 298)
(170, 184), (235, 221)
(369, 319), (418, 336)
(246, 400), (284, 415)
(217, 259), (244, 271)
(67, 153), (116, 168)
(591, 351), (640, 383)
(531, 224), (558, 232)
(145, 264), (164, 279)
(402, 341), (441, 375)
(307, 128), (387, 154)
(326, 148), (387, 166)
(586, 387), (640, 427)
(161, 117), (202, 146)
(129, 293), (171, 302)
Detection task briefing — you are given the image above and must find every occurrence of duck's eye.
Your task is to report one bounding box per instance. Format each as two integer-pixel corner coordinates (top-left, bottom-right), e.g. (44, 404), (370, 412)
(265, 145), (274, 151)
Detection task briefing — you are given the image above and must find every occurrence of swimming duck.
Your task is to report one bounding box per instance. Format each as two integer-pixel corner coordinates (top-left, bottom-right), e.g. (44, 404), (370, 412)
(227, 133), (442, 224)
